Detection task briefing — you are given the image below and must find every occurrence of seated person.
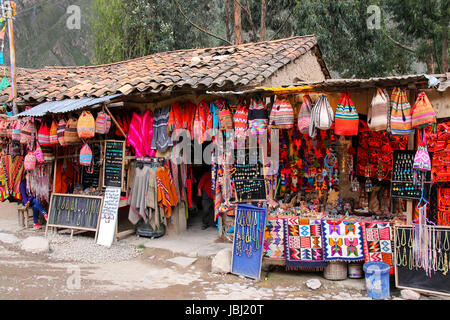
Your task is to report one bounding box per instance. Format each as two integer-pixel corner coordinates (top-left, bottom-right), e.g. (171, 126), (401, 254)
(20, 179), (48, 230)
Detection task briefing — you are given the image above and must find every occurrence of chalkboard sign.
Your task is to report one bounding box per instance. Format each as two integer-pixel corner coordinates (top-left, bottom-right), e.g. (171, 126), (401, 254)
(231, 204), (267, 280)
(394, 226), (450, 297)
(82, 143), (102, 189)
(391, 150), (432, 200)
(97, 187), (121, 247)
(45, 193), (104, 237)
(232, 148), (267, 202)
(103, 140), (125, 188)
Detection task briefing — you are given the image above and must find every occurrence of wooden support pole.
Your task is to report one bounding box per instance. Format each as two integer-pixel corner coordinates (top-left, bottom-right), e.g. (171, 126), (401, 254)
(103, 103), (128, 139)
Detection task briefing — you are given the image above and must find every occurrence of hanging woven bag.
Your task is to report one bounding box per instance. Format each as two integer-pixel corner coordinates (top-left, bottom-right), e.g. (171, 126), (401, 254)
(79, 143), (93, 166)
(24, 151), (36, 171)
(20, 120), (34, 145)
(77, 110), (96, 139)
(37, 120), (52, 146)
(217, 99), (234, 130)
(95, 110), (112, 134)
(335, 92), (359, 136)
(413, 129), (432, 171)
(368, 88), (390, 131)
(298, 95), (313, 134)
(390, 88), (414, 135)
(248, 96), (268, 135)
(41, 145), (54, 163)
(411, 91), (436, 128)
(49, 120), (58, 145)
(34, 142), (44, 164)
(64, 117), (81, 145)
(233, 100), (249, 138)
(11, 120), (22, 142)
(312, 94), (334, 131)
(57, 118), (67, 146)
(269, 96), (294, 129)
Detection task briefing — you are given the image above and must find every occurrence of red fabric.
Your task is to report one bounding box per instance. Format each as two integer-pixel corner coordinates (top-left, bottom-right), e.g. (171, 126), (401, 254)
(198, 171), (213, 199)
(168, 101), (196, 136)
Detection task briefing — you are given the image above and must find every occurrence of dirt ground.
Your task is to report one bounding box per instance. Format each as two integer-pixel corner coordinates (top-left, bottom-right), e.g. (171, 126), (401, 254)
(0, 201), (447, 301)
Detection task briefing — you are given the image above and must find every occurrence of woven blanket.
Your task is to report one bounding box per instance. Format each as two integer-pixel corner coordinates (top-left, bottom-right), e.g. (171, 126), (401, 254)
(263, 218), (285, 260)
(284, 218), (328, 269)
(362, 222), (393, 267)
(321, 220), (365, 262)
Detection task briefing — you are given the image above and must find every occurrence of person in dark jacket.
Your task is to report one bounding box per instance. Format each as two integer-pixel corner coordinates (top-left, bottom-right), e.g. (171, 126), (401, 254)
(197, 171), (214, 230)
(19, 179), (48, 230)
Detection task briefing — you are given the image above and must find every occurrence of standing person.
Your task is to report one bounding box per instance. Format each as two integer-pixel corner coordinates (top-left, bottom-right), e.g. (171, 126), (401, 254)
(197, 170), (214, 230)
(20, 178), (48, 230)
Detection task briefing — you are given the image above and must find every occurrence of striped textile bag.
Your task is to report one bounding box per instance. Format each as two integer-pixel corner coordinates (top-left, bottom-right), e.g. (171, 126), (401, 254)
(79, 143), (92, 166)
(77, 111), (96, 139)
(57, 119), (67, 146)
(413, 129), (432, 171)
(64, 117), (81, 145)
(37, 121), (52, 146)
(248, 97), (268, 135)
(20, 120), (34, 146)
(95, 111), (112, 134)
(335, 92), (359, 136)
(217, 99), (234, 130)
(233, 100), (249, 138)
(34, 142), (44, 164)
(49, 120), (58, 145)
(411, 92), (436, 128)
(269, 96), (294, 129)
(390, 88), (414, 135)
(368, 88), (390, 131)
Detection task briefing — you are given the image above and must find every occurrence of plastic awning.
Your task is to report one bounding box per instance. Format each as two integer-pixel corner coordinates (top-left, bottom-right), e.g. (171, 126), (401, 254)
(17, 94), (122, 117)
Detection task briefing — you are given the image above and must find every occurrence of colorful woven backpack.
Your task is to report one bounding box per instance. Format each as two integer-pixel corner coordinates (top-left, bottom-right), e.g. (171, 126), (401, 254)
(368, 88), (390, 132)
(79, 143), (92, 166)
(41, 145), (54, 163)
(411, 91), (436, 128)
(217, 99), (234, 130)
(77, 111), (96, 139)
(24, 151), (36, 171)
(413, 129), (432, 171)
(57, 118), (67, 146)
(20, 120), (34, 146)
(95, 111), (112, 134)
(390, 88), (414, 135)
(248, 96), (268, 135)
(64, 117), (81, 145)
(37, 120), (52, 146)
(297, 95), (313, 134)
(11, 120), (22, 142)
(269, 96), (294, 129)
(309, 95), (334, 137)
(233, 100), (249, 138)
(335, 92), (359, 136)
(34, 142), (44, 164)
(49, 120), (58, 145)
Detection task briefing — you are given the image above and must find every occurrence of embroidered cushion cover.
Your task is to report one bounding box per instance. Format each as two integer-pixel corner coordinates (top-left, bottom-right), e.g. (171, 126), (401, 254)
(321, 220), (365, 262)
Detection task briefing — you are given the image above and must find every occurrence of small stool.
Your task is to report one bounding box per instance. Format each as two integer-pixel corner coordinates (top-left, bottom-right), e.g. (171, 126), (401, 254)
(17, 204), (33, 228)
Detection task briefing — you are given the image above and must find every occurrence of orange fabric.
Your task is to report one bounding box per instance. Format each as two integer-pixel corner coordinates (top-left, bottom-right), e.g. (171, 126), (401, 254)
(156, 166), (178, 218)
(54, 160), (75, 194)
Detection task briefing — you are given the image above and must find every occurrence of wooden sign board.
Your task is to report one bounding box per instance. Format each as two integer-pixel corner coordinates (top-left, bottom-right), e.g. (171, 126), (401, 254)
(45, 193), (104, 239)
(103, 140), (125, 189)
(96, 187), (121, 247)
(394, 226), (450, 297)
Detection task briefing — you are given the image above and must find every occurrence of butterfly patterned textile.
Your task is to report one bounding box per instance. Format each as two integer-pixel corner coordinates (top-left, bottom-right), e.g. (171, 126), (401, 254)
(321, 220), (365, 262)
(284, 218), (328, 269)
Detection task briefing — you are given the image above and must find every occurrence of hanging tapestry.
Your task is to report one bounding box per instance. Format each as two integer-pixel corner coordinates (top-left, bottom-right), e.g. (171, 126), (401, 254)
(284, 218), (328, 269)
(362, 222), (394, 271)
(322, 220), (365, 262)
(263, 218), (285, 260)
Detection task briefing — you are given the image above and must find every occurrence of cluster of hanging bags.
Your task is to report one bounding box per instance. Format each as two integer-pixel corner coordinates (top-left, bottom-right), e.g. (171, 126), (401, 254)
(334, 92), (359, 136)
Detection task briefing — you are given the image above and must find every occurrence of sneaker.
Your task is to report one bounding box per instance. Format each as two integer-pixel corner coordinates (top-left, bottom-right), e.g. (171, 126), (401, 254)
(33, 223), (42, 230)
(43, 213), (48, 221)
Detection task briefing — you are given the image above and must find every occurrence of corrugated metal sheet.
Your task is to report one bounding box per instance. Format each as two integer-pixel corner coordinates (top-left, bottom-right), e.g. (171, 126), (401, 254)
(17, 94), (122, 117)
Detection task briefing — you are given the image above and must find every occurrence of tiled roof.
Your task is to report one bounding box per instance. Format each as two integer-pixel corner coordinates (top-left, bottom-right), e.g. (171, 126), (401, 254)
(0, 35), (328, 104)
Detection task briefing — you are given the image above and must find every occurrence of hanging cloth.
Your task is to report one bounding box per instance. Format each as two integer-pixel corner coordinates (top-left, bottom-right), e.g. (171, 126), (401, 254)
(156, 165), (179, 218)
(193, 100), (210, 144)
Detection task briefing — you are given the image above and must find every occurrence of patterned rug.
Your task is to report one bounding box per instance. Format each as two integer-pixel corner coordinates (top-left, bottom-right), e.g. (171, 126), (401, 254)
(284, 218), (328, 269)
(362, 222), (393, 268)
(263, 218), (285, 260)
(321, 220), (365, 262)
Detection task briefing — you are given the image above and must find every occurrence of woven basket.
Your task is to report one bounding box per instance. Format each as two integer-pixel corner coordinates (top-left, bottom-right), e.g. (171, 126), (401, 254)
(323, 261), (347, 280)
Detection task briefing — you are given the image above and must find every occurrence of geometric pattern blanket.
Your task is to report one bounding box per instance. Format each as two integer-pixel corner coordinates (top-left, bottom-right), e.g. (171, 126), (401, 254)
(263, 218), (285, 260)
(362, 222), (394, 270)
(321, 220), (365, 262)
(284, 218), (328, 269)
